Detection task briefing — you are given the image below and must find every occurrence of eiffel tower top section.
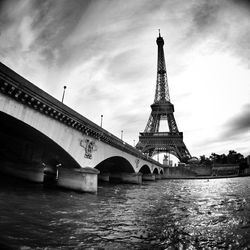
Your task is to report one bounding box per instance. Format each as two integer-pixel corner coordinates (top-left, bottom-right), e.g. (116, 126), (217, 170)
(154, 30), (170, 103)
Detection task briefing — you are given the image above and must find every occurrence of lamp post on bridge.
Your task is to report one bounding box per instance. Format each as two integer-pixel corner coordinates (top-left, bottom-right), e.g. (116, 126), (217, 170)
(100, 115), (103, 128)
(121, 130), (123, 141)
(62, 86), (67, 103)
(133, 140), (135, 147)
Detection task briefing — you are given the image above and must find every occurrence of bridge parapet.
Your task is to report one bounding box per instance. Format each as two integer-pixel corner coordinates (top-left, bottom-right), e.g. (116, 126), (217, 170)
(0, 62), (162, 168)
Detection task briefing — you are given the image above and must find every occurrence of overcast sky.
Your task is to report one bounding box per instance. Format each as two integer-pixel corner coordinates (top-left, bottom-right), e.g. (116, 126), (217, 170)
(0, 0), (249, 160)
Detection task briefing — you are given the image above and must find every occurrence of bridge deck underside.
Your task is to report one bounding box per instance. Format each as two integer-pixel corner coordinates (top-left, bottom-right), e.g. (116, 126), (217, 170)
(0, 111), (80, 169)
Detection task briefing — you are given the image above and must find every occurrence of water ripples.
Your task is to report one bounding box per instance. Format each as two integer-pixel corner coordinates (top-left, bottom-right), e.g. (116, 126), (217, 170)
(0, 177), (250, 249)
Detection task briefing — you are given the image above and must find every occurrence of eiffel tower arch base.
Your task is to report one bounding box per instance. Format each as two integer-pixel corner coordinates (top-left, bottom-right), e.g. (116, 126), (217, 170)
(137, 132), (190, 163)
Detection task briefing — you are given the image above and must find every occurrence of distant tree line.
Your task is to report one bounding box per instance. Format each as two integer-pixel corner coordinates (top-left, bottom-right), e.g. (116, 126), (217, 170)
(199, 150), (249, 171)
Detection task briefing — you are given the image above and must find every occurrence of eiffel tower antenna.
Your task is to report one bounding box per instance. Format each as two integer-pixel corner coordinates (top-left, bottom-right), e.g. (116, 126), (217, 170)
(136, 32), (191, 162)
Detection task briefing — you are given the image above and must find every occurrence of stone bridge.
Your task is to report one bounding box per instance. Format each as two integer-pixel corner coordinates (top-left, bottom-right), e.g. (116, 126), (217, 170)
(0, 62), (164, 193)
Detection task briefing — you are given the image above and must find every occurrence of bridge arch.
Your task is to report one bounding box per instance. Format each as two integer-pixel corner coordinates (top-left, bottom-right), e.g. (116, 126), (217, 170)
(94, 156), (134, 174)
(153, 168), (159, 174)
(138, 164), (151, 174)
(0, 111), (81, 170)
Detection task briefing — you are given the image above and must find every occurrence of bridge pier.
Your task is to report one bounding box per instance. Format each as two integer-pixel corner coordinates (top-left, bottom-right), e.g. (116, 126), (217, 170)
(98, 173), (110, 182)
(142, 173), (156, 181)
(121, 172), (142, 184)
(109, 172), (142, 184)
(155, 174), (162, 180)
(0, 161), (44, 183)
(57, 167), (99, 193)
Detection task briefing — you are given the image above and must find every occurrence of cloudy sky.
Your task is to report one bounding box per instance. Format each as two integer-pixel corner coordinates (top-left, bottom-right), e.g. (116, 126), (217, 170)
(0, 0), (250, 160)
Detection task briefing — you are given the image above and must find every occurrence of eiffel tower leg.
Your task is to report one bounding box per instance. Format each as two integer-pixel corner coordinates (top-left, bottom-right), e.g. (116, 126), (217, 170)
(175, 144), (191, 163)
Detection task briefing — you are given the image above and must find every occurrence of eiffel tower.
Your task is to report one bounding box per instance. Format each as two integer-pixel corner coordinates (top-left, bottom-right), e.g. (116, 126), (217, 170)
(137, 31), (191, 162)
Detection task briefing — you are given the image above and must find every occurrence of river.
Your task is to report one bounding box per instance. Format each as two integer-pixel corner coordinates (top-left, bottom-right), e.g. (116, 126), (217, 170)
(0, 175), (250, 249)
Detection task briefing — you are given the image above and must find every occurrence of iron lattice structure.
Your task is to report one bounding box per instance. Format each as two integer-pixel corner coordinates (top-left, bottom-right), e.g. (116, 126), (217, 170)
(137, 32), (191, 162)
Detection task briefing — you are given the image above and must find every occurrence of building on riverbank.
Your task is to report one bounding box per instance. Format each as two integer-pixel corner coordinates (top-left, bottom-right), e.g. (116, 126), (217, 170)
(164, 163), (241, 179)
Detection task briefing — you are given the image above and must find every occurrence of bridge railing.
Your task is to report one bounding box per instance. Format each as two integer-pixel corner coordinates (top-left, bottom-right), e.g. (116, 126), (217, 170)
(0, 62), (163, 168)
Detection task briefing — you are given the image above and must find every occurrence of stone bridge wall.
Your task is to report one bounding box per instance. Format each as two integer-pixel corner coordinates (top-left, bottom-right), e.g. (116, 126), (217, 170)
(0, 62), (163, 174)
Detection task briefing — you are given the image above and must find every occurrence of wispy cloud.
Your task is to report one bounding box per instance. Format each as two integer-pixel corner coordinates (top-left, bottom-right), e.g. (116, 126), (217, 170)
(0, 0), (250, 158)
(222, 103), (250, 139)
(185, 0), (250, 66)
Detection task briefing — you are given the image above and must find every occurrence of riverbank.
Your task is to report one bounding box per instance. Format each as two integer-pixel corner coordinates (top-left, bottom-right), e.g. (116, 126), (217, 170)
(163, 174), (250, 179)
(163, 164), (250, 179)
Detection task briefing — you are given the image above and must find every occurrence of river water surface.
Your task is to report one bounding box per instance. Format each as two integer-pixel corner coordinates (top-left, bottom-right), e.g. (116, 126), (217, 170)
(0, 176), (250, 249)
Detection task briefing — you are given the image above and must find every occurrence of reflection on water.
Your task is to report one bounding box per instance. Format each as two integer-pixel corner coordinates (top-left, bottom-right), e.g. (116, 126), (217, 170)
(0, 176), (250, 249)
